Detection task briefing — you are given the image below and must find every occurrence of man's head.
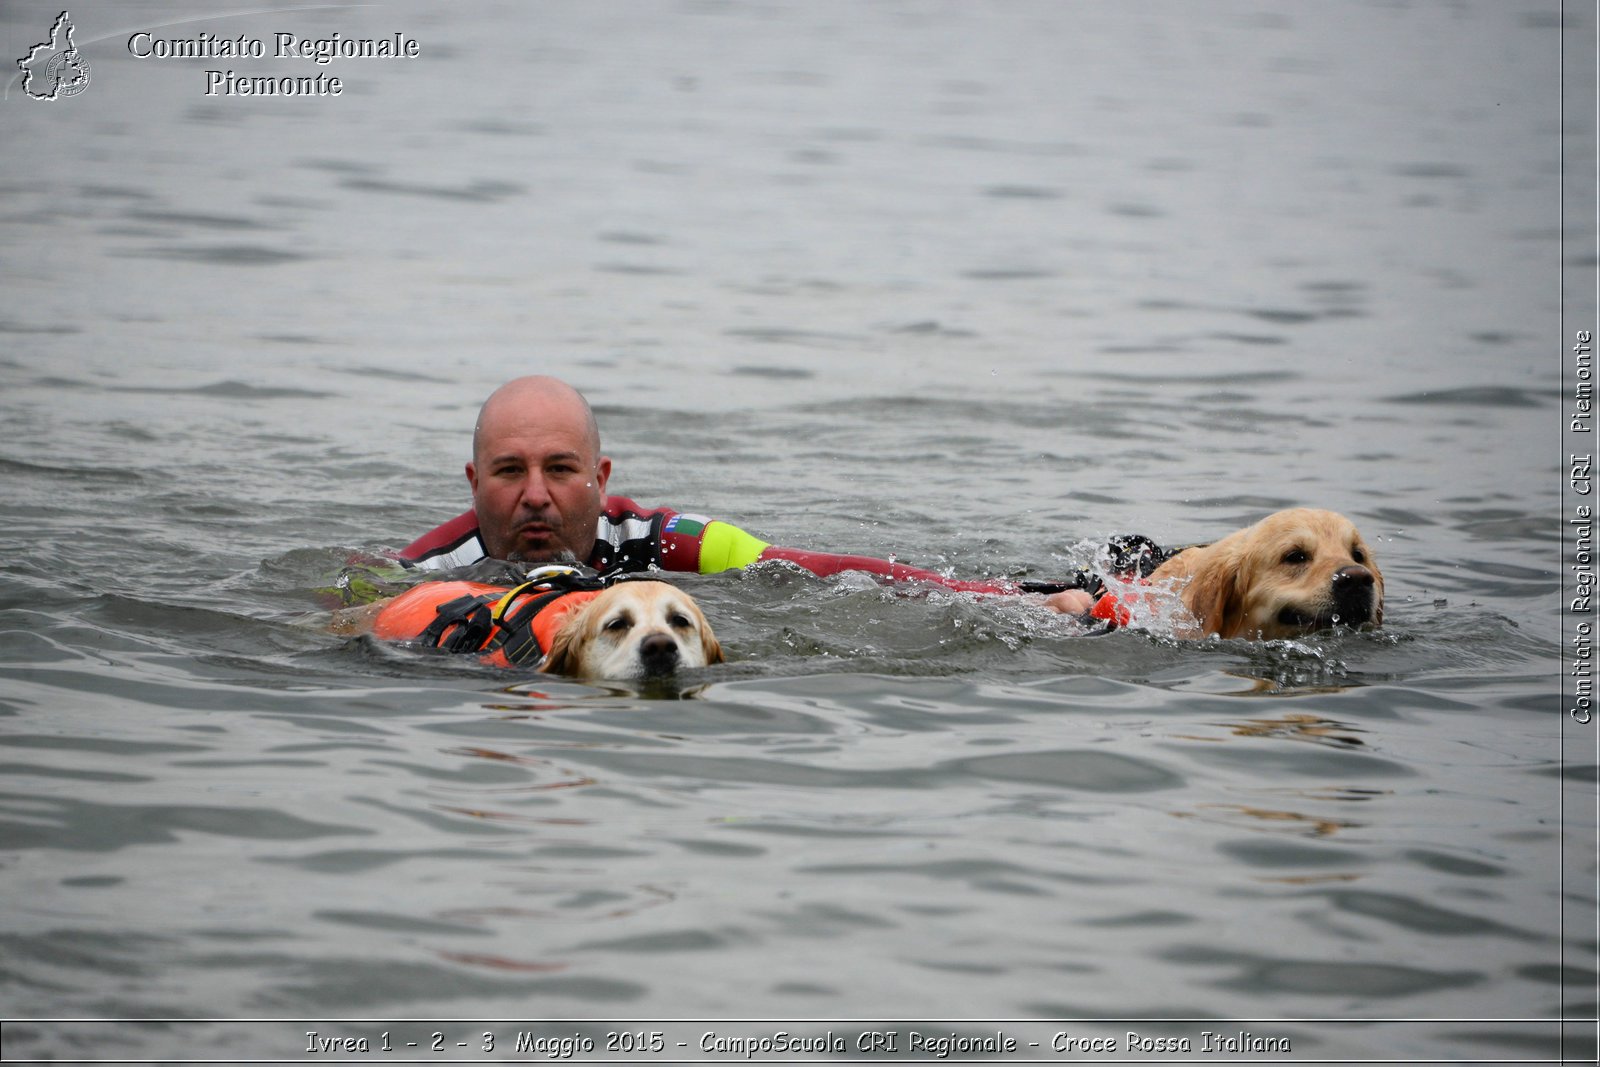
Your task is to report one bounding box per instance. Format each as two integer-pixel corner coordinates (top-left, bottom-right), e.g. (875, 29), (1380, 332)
(466, 376), (611, 563)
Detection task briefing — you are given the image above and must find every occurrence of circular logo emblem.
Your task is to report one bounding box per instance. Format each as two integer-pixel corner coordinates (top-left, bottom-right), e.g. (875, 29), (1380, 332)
(45, 48), (91, 97)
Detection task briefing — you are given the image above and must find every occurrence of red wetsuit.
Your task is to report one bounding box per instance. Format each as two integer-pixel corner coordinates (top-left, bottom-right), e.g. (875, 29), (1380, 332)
(397, 495), (1019, 596)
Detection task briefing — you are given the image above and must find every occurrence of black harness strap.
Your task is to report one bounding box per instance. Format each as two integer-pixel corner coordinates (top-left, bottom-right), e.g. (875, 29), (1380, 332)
(1018, 534), (1186, 599)
(417, 593), (498, 652)
(488, 586), (579, 666)
(415, 566), (620, 665)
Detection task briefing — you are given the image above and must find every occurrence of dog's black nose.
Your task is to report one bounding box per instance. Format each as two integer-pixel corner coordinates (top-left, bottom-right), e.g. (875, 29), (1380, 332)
(1331, 565), (1376, 623)
(1333, 564), (1374, 588)
(638, 632), (679, 674)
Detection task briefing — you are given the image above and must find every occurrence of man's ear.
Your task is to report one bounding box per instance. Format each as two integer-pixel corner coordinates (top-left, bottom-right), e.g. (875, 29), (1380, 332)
(465, 460), (479, 494)
(593, 455), (612, 496)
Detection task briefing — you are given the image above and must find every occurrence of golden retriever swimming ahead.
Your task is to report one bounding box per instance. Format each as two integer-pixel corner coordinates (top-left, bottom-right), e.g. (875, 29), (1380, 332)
(347, 573), (723, 680)
(1146, 508), (1384, 640)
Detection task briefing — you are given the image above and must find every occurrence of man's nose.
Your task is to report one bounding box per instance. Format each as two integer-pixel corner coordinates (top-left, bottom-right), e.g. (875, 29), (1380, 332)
(519, 471), (553, 508)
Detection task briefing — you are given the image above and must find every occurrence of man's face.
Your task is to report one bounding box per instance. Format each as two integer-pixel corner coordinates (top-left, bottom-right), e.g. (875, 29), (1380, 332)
(466, 401), (610, 563)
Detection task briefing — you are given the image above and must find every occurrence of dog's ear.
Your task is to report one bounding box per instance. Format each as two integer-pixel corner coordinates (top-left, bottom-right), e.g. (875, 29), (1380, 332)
(538, 623), (583, 676)
(1371, 561), (1385, 627)
(1181, 552), (1246, 637)
(700, 628), (725, 666)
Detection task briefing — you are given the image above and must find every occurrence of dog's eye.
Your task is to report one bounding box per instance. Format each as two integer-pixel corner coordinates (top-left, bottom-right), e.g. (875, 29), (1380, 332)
(604, 615), (632, 632)
(1282, 548), (1309, 565)
(668, 613), (692, 630)
(1352, 546), (1367, 564)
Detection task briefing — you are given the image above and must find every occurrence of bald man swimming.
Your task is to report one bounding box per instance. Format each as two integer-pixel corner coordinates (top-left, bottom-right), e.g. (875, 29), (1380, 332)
(399, 376), (1094, 614)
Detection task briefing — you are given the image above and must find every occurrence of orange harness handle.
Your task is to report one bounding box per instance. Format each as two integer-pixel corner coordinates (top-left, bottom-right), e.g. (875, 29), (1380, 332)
(1089, 590), (1135, 628)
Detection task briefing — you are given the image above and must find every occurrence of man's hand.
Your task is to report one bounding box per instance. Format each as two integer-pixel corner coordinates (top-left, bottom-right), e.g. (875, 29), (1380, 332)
(1041, 588), (1095, 615)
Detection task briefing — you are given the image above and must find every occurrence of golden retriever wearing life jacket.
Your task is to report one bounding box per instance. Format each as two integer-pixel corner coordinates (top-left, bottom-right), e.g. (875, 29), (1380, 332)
(344, 576), (723, 680)
(1150, 508), (1384, 640)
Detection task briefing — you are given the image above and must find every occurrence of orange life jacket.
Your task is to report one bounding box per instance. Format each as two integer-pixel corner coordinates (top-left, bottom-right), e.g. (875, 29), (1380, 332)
(372, 572), (605, 668)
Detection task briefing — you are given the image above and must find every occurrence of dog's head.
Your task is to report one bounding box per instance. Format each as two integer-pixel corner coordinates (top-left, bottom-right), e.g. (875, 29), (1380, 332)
(539, 580), (724, 680)
(1159, 508), (1384, 640)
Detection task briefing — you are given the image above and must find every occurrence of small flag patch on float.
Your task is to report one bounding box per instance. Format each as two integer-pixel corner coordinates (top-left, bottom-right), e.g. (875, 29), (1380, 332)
(665, 514), (708, 537)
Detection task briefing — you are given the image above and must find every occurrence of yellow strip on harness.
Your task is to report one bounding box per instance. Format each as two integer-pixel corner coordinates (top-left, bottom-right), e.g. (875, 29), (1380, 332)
(492, 582), (537, 619)
(698, 521), (770, 573)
